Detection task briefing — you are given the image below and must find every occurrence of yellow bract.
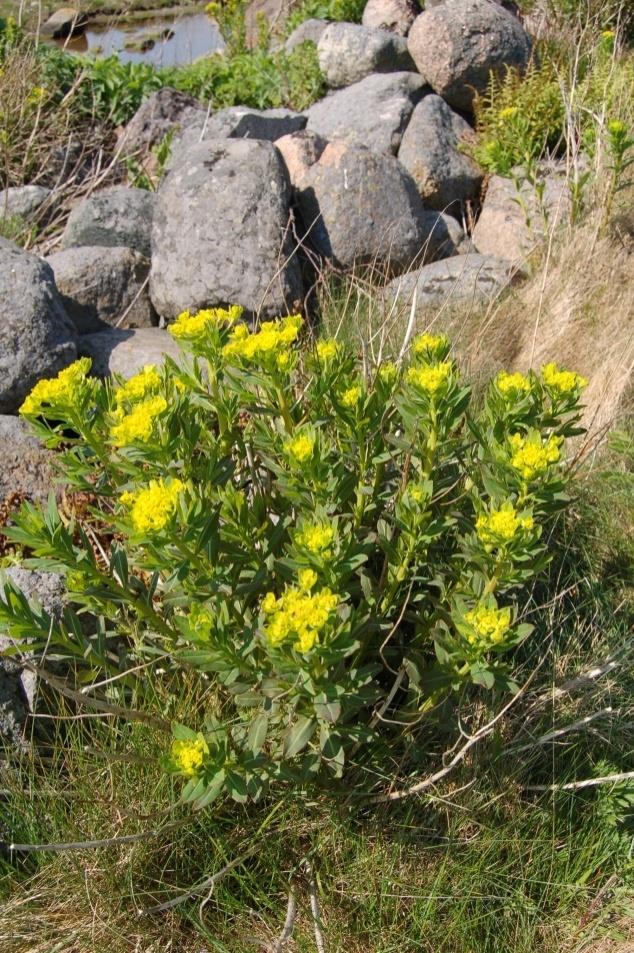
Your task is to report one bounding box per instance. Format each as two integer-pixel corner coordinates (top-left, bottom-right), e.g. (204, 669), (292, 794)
(19, 358), (92, 416)
(110, 395), (167, 446)
(316, 339), (341, 362)
(341, 384), (362, 408)
(541, 362), (587, 396)
(296, 523), (335, 554)
(476, 502), (534, 546)
(223, 315), (303, 365)
(412, 333), (449, 359)
(261, 579), (339, 654)
(496, 370), (531, 398)
(499, 106), (519, 121)
(377, 362), (398, 385)
(508, 432), (562, 481)
(284, 431), (315, 465)
(171, 737), (207, 777)
(120, 477), (185, 533)
(114, 364), (162, 405)
(406, 362), (452, 395)
(464, 604), (511, 646)
(168, 305), (243, 341)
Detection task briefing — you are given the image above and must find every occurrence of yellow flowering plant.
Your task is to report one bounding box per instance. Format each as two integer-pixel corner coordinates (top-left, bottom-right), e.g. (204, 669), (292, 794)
(0, 314), (588, 807)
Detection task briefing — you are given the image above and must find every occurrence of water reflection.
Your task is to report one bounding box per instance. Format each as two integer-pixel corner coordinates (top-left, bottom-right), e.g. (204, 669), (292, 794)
(53, 12), (225, 67)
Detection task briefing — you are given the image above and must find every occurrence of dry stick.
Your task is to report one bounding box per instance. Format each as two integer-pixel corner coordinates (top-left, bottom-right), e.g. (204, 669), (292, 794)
(370, 664), (541, 804)
(305, 861), (326, 953)
(271, 884), (298, 953)
(525, 770), (634, 793)
(509, 707), (616, 754)
(140, 846), (258, 916)
(9, 818), (187, 853)
(396, 286), (418, 365)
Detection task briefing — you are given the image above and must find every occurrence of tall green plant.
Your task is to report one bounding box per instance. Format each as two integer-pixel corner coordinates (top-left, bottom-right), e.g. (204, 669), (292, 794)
(2, 313), (588, 809)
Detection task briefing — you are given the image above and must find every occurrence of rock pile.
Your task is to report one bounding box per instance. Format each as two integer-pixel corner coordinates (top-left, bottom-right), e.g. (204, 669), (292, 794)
(0, 0), (537, 406)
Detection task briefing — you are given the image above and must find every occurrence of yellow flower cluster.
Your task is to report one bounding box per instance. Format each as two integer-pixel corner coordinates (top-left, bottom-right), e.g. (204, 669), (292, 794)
(223, 315), (303, 366)
(464, 603), (511, 647)
(20, 358), (92, 416)
(542, 362), (587, 396)
(407, 483), (429, 505)
(412, 332), (449, 360)
(316, 339), (341, 362)
(296, 523), (335, 554)
(188, 604), (213, 640)
(120, 477), (184, 533)
(499, 106), (519, 121)
(406, 362), (452, 395)
(496, 370), (531, 398)
(261, 572), (339, 653)
(476, 502), (534, 546)
(110, 395), (167, 446)
(508, 432), (561, 481)
(284, 431), (315, 465)
(171, 736), (207, 776)
(341, 384), (362, 408)
(378, 362), (398, 386)
(114, 364), (162, 405)
(169, 305), (243, 341)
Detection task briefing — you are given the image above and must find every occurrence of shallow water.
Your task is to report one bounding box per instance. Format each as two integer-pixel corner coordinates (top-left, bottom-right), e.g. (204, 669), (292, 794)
(53, 12), (225, 68)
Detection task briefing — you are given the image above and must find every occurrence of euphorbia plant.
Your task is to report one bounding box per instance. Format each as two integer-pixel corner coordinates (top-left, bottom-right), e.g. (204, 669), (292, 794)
(0, 307), (587, 807)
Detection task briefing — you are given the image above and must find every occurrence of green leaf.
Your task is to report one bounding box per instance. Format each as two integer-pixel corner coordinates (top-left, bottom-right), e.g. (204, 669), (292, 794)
(193, 769), (226, 810)
(172, 722), (198, 741)
(283, 716), (316, 758)
(247, 713), (268, 755)
(470, 662), (495, 689)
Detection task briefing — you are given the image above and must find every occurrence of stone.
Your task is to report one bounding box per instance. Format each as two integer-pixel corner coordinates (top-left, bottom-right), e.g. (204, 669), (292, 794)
(407, 0), (532, 112)
(426, 0), (520, 13)
(171, 107), (307, 166)
(397, 94), (483, 212)
(0, 238), (77, 415)
(362, 0), (421, 36)
(40, 7), (88, 38)
(60, 186), (156, 258)
(284, 18), (329, 52)
(45, 246), (156, 334)
(0, 416), (56, 505)
(384, 252), (521, 309)
(472, 168), (570, 262)
(77, 327), (182, 378)
(292, 140), (451, 273)
(118, 86), (207, 160)
(317, 22), (415, 88)
(306, 71), (427, 155)
(274, 130), (328, 188)
(151, 138), (302, 321)
(0, 186), (52, 221)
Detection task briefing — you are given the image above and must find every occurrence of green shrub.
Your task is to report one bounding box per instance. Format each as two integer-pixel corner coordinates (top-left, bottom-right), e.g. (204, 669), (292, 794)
(285, 0), (366, 33)
(1, 310), (589, 809)
(471, 61), (565, 175)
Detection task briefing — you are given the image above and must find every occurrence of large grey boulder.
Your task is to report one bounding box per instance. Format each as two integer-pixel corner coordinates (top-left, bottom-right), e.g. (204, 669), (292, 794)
(118, 86), (207, 159)
(0, 186), (52, 221)
(384, 252), (520, 309)
(284, 18), (329, 52)
(78, 327), (181, 378)
(46, 246), (156, 334)
(317, 22), (414, 88)
(472, 168), (570, 262)
(397, 94), (483, 212)
(407, 0), (532, 112)
(151, 138), (302, 321)
(173, 107), (306, 157)
(362, 0), (421, 36)
(290, 140), (451, 273)
(306, 71), (427, 155)
(0, 239), (77, 415)
(0, 416), (57, 505)
(60, 186), (156, 258)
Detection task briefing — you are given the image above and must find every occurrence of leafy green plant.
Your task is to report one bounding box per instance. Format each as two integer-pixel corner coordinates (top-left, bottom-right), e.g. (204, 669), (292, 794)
(472, 61), (565, 176)
(1, 314), (588, 810)
(286, 0), (366, 33)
